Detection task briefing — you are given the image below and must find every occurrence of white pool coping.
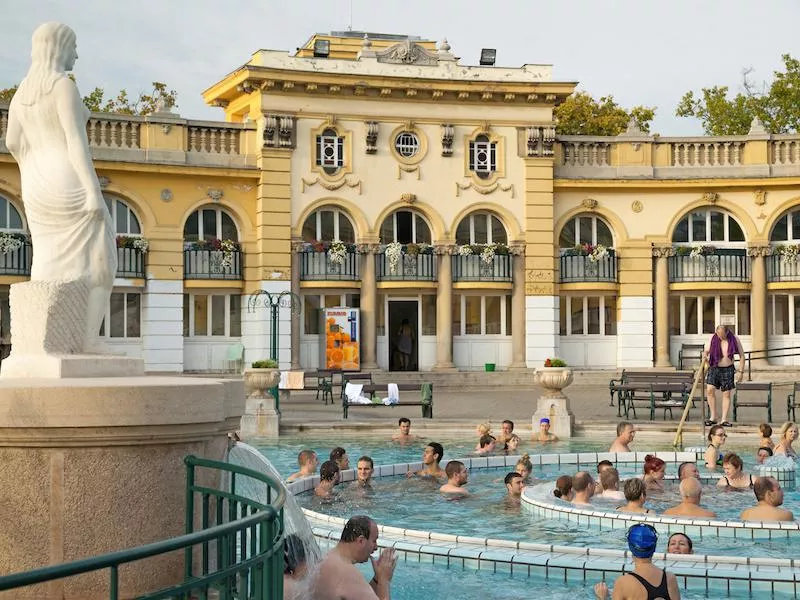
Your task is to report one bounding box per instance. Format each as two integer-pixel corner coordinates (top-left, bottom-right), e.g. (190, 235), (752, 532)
(285, 451), (800, 595)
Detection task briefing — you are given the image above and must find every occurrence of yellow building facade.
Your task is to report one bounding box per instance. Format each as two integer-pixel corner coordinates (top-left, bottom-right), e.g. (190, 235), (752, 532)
(0, 31), (798, 372)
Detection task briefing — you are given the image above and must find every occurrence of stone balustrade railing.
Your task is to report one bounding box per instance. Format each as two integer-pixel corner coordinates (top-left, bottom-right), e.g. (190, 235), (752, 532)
(0, 103), (257, 169)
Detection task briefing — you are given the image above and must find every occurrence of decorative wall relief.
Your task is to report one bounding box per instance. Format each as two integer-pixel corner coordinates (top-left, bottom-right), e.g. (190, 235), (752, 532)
(702, 192), (719, 204)
(160, 189), (173, 202)
(525, 125), (556, 157)
(365, 121), (379, 154)
(581, 198), (598, 210)
(455, 180), (515, 198)
(397, 164), (421, 180)
(631, 200), (643, 213)
(441, 124), (454, 156)
(301, 176), (362, 194)
(97, 176), (110, 188)
(263, 114), (295, 148)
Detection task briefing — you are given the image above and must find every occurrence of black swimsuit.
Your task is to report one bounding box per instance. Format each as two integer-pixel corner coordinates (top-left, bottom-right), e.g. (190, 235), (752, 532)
(723, 474), (754, 489)
(629, 571), (672, 600)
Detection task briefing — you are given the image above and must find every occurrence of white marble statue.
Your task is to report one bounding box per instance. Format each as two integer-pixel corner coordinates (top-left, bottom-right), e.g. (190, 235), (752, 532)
(5, 22), (117, 355)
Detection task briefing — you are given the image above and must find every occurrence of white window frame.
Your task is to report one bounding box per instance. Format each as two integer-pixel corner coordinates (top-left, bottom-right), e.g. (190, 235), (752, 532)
(0, 195), (25, 232)
(673, 295), (749, 336)
(673, 209), (746, 247)
(184, 293), (242, 338)
(304, 209), (355, 242)
(104, 195), (142, 236)
(469, 136), (497, 177)
(185, 208), (239, 242)
(454, 294), (511, 336)
(100, 290), (142, 339)
(383, 211), (431, 244)
(560, 296), (616, 337)
(301, 293), (361, 336)
(316, 130), (344, 170)
(394, 131), (420, 158)
(457, 213), (508, 245)
(559, 215), (614, 249)
(769, 209), (800, 244)
(767, 293), (800, 336)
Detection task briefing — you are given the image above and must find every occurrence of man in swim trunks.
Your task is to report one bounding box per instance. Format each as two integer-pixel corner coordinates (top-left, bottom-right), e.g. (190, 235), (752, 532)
(286, 449), (319, 482)
(439, 460), (469, 496)
(703, 324), (745, 427)
(536, 418), (559, 442)
(594, 524), (681, 600)
(677, 462), (700, 481)
(663, 478), (717, 518)
(504, 471), (525, 502)
(391, 417), (419, 443)
(315, 460), (340, 499)
(571, 471), (595, 507)
(355, 456), (374, 488)
(740, 476), (794, 522)
(407, 442), (446, 479)
(609, 422), (636, 453)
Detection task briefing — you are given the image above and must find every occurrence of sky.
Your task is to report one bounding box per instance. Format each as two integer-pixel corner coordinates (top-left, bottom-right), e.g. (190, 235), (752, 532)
(2, 0), (799, 135)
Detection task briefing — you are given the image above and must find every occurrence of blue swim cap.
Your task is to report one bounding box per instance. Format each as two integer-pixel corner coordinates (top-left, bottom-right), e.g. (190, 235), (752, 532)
(626, 524), (657, 558)
(540, 418), (550, 424)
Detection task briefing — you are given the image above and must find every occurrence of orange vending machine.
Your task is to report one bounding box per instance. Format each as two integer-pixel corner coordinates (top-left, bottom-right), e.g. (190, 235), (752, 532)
(320, 307), (360, 370)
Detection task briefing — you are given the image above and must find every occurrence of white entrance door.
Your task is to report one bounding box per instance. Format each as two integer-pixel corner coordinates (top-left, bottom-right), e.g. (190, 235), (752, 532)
(557, 295), (617, 368)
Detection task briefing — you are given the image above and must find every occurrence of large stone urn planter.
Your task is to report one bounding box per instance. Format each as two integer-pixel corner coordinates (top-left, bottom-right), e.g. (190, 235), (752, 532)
(240, 367), (281, 438)
(532, 366), (575, 438)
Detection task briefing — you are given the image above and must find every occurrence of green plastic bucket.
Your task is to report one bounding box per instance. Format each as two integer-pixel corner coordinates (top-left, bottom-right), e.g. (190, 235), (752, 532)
(485, 363), (496, 372)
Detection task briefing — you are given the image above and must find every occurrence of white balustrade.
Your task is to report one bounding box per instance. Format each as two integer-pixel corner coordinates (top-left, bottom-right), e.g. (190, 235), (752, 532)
(561, 141), (610, 167)
(187, 126), (241, 154)
(86, 117), (141, 149)
(771, 139), (800, 165)
(670, 141), (744, 166)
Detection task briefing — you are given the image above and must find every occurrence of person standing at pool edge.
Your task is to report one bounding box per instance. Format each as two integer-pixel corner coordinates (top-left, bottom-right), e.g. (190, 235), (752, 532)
(703, 324), (745, 427)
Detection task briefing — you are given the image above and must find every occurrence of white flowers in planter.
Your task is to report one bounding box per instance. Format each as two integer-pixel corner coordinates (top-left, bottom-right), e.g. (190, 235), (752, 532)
(779, 244), (800, 264)
(458, 245), (473, 256)
(385, 241), (403, 274)
(588, 244), (608, 263)
(132, 237), (149, 253)
(0, 232), (25, 255)
(220, 239), (238, 270)
(327, 239), (348, 265)
(689, 244), (705, 258)
(480, 243), (497, 265)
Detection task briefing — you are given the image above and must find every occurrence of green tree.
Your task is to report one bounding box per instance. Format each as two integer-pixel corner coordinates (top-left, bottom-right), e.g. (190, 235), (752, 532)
(0, 81), (177, 115)
(554, 91), (656, 136)
(676, 54), (800, 135)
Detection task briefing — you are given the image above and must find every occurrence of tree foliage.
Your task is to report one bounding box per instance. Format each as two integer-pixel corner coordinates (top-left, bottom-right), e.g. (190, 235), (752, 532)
(554, 91), (656, 136)
(676, 54), (800, 135)
(0, 81), (177, 115)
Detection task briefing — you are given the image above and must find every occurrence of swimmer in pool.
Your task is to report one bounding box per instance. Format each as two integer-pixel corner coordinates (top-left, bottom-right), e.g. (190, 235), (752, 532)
(439, 461), (469, 496)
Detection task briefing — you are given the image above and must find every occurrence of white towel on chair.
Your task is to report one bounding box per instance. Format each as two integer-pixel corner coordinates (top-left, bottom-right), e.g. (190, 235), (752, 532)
(345, 382), (372, 404)
(278, 371), (289, 390)
(382, 383), (400, 405)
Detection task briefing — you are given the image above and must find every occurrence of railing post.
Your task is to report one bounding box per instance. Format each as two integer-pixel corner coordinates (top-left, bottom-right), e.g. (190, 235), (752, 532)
(184, 457), (196, 581)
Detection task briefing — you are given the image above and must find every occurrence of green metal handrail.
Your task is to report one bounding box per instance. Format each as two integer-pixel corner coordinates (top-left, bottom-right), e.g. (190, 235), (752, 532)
(0, 455), (286, 600)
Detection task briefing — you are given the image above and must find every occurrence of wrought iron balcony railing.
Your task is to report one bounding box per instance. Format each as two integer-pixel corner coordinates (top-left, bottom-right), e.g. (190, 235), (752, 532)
(766, 253), (800, 282)
(668, 248), (749, 282)
(299, 250), (359, 281)
(183, 249), (243, 280)
(116, 247), (145, 278)
(0, 242), (32, 276)
(452, 254), (512, 282)
(376, 252), (437, 281)
(559, 251), (618, 283)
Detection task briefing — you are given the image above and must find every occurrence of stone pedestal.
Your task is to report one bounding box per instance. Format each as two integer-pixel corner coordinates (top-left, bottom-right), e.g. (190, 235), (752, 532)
(532, 367), (575, 438)
(239, 394), (280, 438)
(0, 376), (244, 600)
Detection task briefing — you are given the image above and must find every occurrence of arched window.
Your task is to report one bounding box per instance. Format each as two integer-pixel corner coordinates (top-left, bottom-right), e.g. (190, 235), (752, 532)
(379, 210), (431, 244)
(301, 208), (355, 243)
(672, 209), (745, 245)
(559, 214), (613, 249)
(455, 212), (508, 245)
(0, 195), (25, 232)
(104, 195), (141, 235)
(184, 207), (239, 242)
(316, 127), (344, 177)
(770, 208), (800, 243)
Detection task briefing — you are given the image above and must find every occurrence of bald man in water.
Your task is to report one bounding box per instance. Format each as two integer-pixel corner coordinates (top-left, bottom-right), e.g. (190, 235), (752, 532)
(663, 478), (717, 518)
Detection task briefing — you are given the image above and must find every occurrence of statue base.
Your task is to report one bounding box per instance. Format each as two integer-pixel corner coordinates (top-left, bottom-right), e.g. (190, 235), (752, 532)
(239, 394), (280, 438)
(0, 354), (145, 379)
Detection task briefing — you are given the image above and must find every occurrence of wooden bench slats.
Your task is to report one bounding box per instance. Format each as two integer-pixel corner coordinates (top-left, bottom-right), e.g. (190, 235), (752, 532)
(343, 383), (433, 419)
(733, 382), (773, 422)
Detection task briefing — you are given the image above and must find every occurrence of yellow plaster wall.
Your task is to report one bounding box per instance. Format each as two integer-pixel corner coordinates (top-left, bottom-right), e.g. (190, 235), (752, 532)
(523, 158), (556, 295)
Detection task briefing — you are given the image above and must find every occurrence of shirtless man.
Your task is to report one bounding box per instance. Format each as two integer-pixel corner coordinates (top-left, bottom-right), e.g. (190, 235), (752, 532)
(407, 442), (446, 479)
(663, 478), (717, 518)
(315, 460), (340, 499)
(476, 434), (497, 455)
(391, 417), (419, 443)
(595, 524), (681, 600)
(312, 515), (397, 600)
(703, 324), (745, 427)
(609, 422), (636, 453)
(496, 420), (515, 445)
(505, 471), (524, 500)
(740, 476), (794, 522)
(355, 456), (374, 488)
(331, 447), (350, 471)
(571, 471), (595, 507)
(439, 460), (469, 496)
(286, 449), (318, 482)
(536, 418), (559, 442)
(678, 462), (700, 481)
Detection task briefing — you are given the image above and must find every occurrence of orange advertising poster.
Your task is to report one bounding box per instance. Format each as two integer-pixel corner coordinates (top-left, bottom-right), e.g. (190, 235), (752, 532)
(323, 308), (360, 371)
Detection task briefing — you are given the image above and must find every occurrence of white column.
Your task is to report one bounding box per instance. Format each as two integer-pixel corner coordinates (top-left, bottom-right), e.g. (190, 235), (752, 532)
(141, 279), (184, 373)
(526, 295), (559, 367)
(263, 280), (293, 369)
(617, 296), (654, 368)
(240, 291), (270, 368)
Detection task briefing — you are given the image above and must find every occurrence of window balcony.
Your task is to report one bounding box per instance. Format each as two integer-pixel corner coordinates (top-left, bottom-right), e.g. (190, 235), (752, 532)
(668, 248), (749, 283)
(452, 254), (512, 282)
(183, 248), (243, 280)
(299, 250), (360, 281)
(559, 250), (617, 283)
(116, 246), (146, 278)
(0, 241), (32, 276)
(766, 253), (800, 282)
(376, 251), (437, 282)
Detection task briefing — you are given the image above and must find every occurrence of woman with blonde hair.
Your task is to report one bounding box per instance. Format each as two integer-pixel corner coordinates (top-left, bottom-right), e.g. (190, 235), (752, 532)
(774, 422), (798, 459)
(6, 22), (117, 354)
(515, 454), (533, 482)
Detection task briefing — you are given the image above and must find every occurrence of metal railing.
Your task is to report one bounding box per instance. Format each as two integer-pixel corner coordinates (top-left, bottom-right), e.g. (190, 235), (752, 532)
(744, 346), (800, 381)
(558, 251), (617, 283)
(766, 253), (800, 282)
(300, 250), (360, 280)
(184, 249), (243, 280)
(0, 241), (32, 276)
(452, 254), (512, 282)
(376, 252), (437, 281)
(668, 248), (750, 282)
(116, 247), (145, 278)
(0, 455), (285, 599)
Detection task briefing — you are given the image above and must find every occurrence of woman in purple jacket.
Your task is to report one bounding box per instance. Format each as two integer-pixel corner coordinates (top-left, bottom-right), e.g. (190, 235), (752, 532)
(702, 325), (745, 427)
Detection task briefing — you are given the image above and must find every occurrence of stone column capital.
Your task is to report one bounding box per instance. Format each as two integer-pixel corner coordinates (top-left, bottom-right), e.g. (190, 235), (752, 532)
(434, 244), (457, 255)
(652, 245), (674, 258)
(357, 243), (382, 254)
(747, 245), (772, 257)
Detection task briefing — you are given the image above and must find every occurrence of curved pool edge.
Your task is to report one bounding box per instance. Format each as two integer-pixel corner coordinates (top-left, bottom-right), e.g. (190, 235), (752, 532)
(285, 451), (800, 596)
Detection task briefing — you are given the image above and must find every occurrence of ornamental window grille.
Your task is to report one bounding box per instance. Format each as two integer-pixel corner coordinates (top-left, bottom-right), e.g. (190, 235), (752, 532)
(394, 131), (420, 158)
(469, 135), (496, 179)
(316, 128), (344, 175)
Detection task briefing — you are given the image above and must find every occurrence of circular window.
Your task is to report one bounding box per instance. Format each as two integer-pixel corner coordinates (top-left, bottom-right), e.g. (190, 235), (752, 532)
(394, 132), (420, 158)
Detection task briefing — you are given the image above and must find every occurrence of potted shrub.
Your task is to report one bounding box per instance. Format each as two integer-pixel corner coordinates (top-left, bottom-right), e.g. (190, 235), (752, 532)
(534, 358), (573, 399)
(245, 359), (280, 398)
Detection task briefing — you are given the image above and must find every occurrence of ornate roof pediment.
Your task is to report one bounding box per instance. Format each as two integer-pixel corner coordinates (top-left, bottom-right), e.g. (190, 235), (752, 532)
(375, 39), (439, 66)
